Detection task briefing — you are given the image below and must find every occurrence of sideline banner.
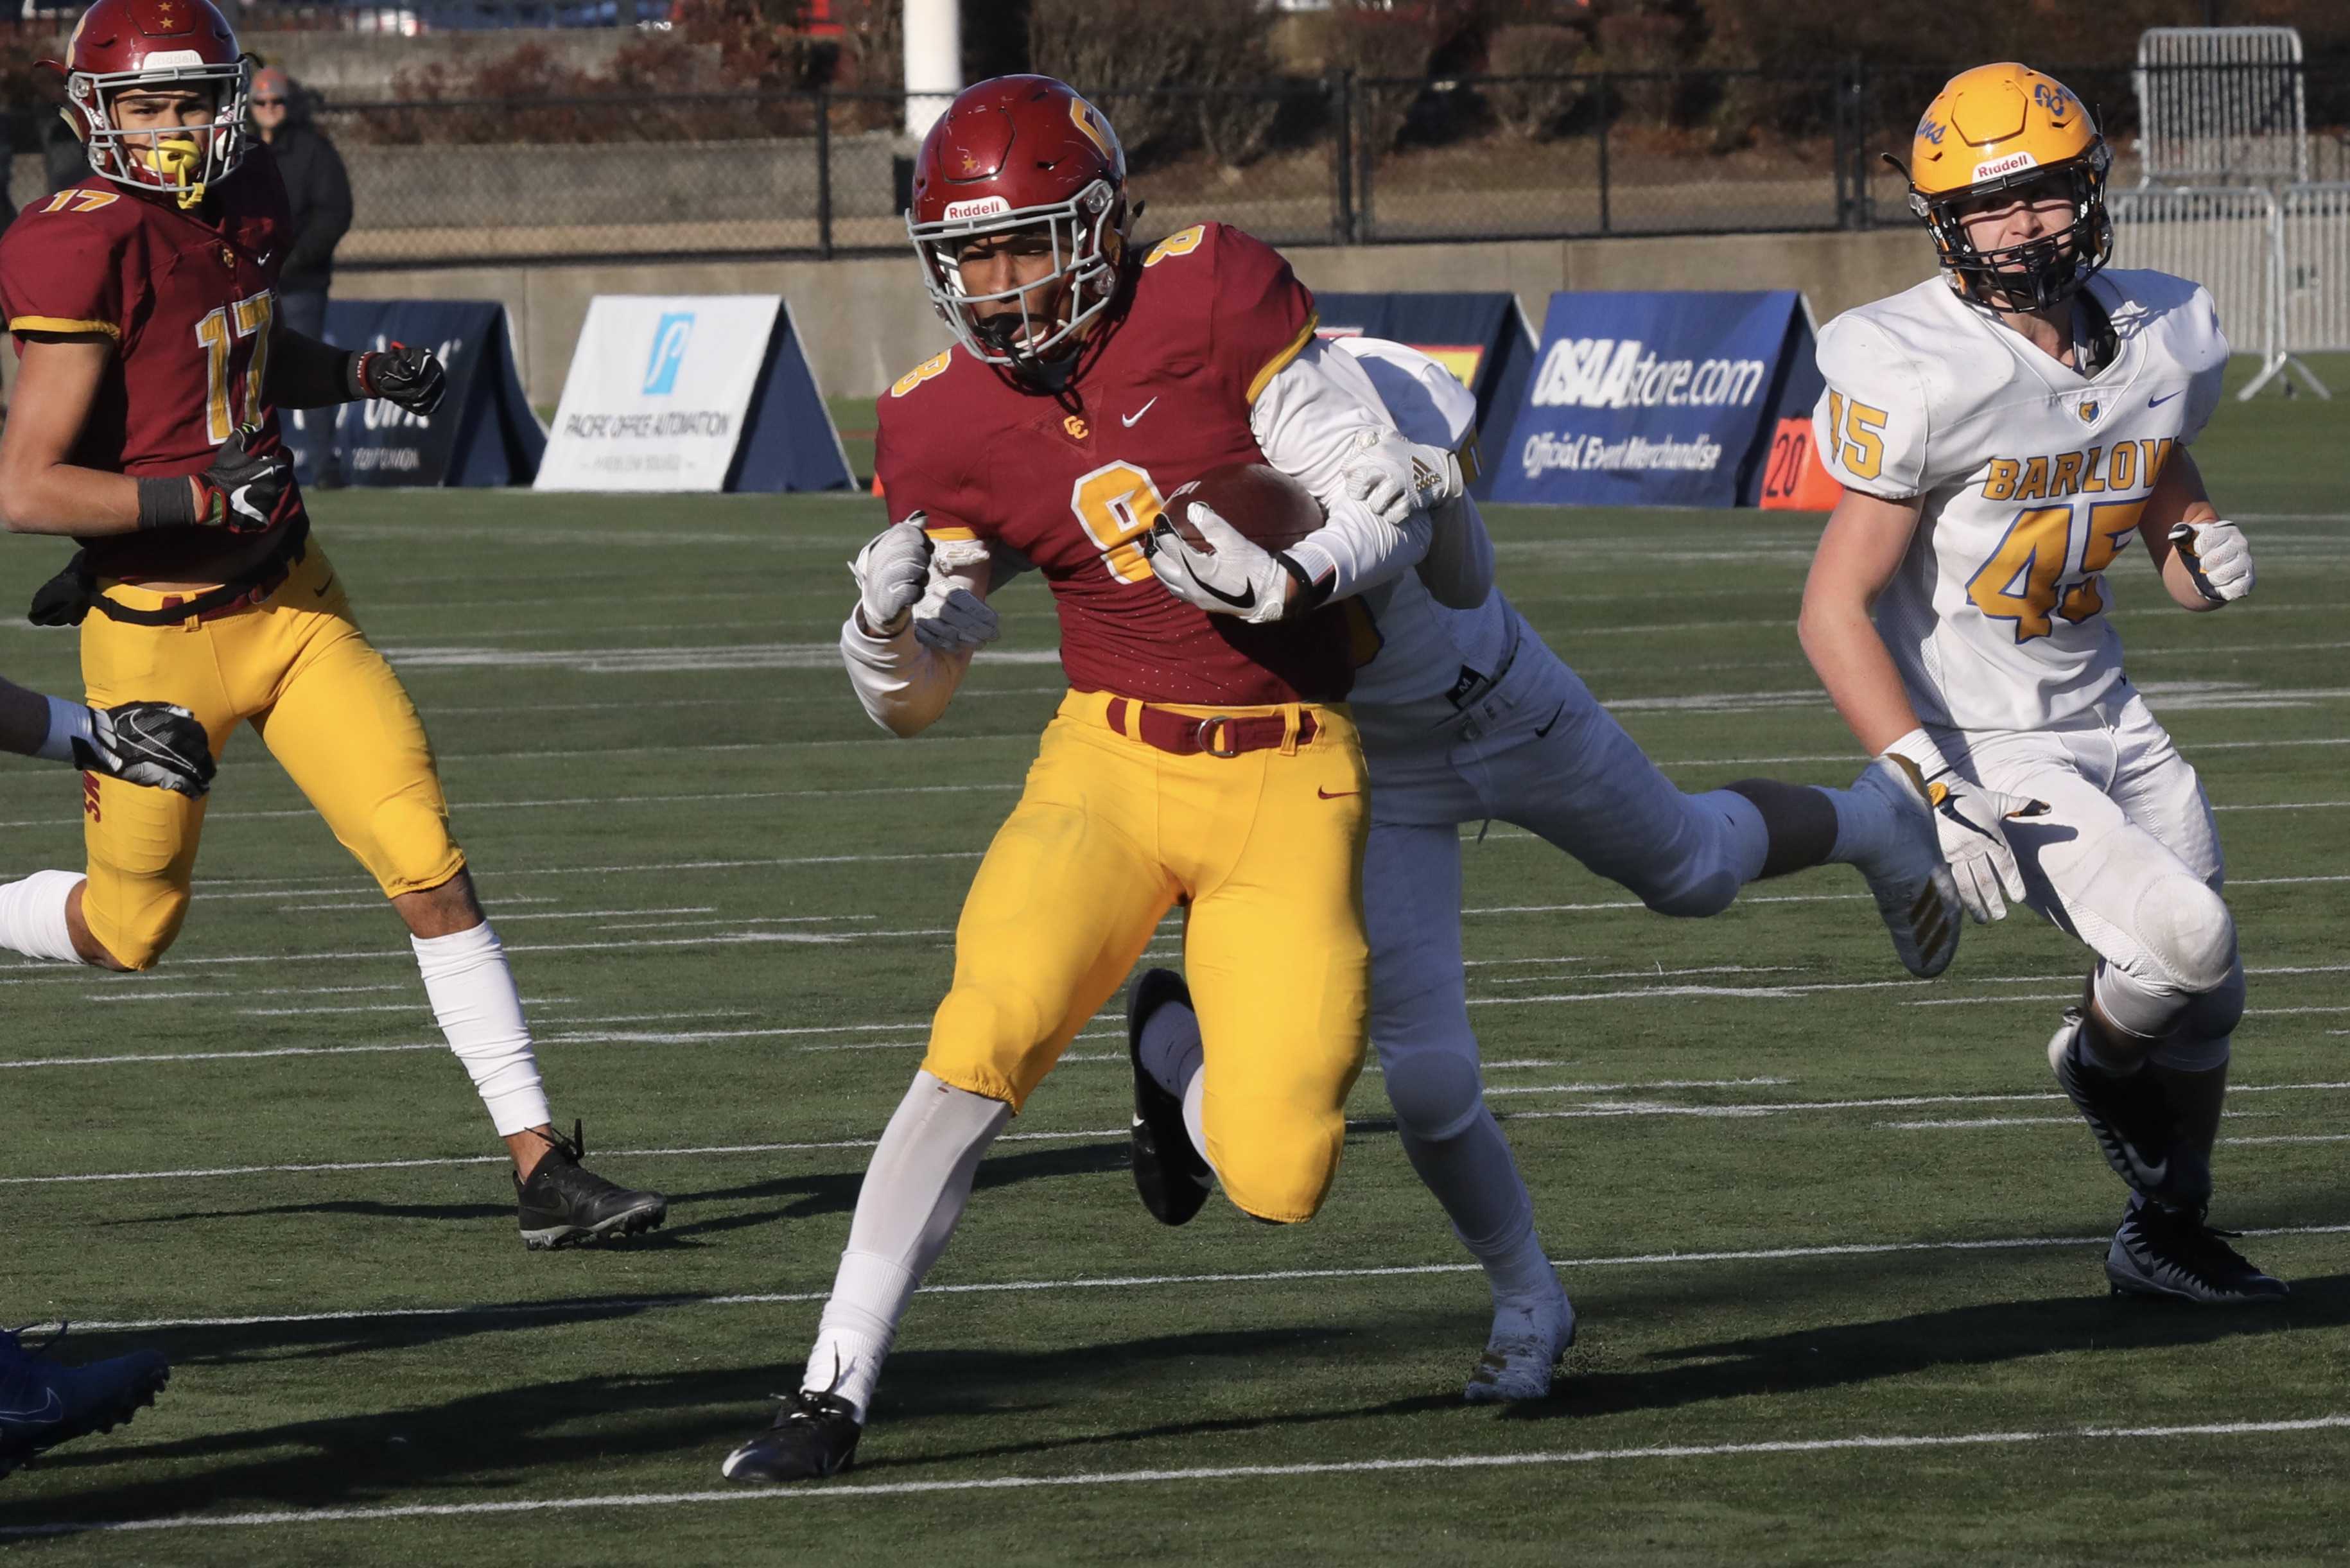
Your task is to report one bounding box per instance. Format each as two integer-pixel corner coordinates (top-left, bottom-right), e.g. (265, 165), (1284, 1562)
(534, 295), (853, 492)
(1488, 290), (1819, 509)
(536, 295), (781, 492)
(1311, 291), (1536, 498)
(308, 299), (544, 487)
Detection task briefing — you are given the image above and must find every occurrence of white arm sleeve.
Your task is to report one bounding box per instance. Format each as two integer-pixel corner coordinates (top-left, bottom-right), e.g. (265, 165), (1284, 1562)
(1418, 494), (1495, 609)
(1249, 335), (1432, 602)
(839, 538), (993, 738)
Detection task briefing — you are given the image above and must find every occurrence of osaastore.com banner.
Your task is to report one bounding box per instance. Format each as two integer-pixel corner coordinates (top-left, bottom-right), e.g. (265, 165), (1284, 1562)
(535, 295), (783, 492)
(1489, 290), (1817, 509)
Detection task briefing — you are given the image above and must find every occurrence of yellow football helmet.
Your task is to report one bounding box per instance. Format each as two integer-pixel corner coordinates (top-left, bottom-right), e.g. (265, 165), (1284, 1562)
(1901, 63), (2113, 309)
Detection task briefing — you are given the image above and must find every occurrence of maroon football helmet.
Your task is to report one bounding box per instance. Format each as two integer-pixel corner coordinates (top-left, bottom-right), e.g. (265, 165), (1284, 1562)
(49, 0), (252, 209)
(905, 75), (1130, 370)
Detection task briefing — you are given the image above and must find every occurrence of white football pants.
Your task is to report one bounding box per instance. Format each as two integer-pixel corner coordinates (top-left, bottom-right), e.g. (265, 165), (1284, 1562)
(1935, 687), (2239, 1022)
(1357, 618), (1768, 1154)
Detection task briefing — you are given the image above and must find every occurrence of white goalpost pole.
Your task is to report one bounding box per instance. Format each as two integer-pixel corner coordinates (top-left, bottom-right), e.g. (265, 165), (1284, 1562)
(903, 0), (964, 144)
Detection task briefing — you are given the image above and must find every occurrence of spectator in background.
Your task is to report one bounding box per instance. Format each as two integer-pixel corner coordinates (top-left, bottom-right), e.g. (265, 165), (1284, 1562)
(252, 66), (354, 484)
(251, 67), (352, 339)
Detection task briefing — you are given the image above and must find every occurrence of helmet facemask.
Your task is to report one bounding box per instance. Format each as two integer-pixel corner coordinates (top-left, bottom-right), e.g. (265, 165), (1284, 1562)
(909, 177), (1127, 374)
(66, 54), (252, 209)
(1912, 147), (2113, 313)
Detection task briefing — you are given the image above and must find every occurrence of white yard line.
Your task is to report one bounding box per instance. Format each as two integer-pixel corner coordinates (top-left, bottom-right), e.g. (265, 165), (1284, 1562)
(8, 1408), (2350, 1538)
(33, 1223), (2350, 1338)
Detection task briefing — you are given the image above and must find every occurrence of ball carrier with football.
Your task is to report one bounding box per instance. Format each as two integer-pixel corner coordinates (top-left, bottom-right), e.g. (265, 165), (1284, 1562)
(0, 0), (666, 1250)
(721, 74), (1472, 1484)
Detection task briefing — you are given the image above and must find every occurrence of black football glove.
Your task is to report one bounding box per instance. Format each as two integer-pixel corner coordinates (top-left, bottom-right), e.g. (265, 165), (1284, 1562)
(76, 702), (214, 797)
(191, 424), (297, 534)
(354, 342), (448, 415)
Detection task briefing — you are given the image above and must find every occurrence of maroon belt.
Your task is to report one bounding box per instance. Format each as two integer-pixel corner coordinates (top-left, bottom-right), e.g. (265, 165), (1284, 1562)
(1103, 697), (1318, 758)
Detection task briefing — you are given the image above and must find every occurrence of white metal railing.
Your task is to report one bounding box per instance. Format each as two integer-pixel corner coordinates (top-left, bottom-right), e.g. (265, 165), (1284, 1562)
(2135, 27), (2309, 187)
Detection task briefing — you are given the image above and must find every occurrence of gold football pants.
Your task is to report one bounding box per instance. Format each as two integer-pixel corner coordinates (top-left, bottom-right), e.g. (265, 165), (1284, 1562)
(923, 690), (1371, 1223)
(76, 546), (465, 968)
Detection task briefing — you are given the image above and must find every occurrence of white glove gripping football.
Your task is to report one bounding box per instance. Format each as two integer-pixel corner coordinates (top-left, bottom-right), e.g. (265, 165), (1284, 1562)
(1341, 428), (1465, 528)
(912, 588), (999, 652)
(850, 517), (934, 637)
(2168, 520), (2254, 604)
(79, 701), (215, 797)
(1145, 502), (1292, 624)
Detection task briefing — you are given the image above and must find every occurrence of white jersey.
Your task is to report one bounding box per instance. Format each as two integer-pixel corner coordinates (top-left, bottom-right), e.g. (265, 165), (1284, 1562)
(1811, 268), (2228, 733)
(1328, 336), (1513, 708)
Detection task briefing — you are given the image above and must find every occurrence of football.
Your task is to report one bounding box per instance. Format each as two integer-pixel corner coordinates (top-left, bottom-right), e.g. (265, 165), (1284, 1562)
(1162, 462), (1325, 554)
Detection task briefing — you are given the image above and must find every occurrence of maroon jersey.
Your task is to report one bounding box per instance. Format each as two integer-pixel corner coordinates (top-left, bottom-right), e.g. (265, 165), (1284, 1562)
(0, 147), (304, 582)
(875, 222), (1353, 705)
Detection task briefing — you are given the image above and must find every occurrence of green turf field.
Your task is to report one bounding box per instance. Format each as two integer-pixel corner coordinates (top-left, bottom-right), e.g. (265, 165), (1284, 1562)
(0, 358), (2344, 1563)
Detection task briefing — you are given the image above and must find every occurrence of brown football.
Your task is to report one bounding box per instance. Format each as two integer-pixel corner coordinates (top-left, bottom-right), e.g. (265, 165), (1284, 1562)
(1162, 462), (1325, 554)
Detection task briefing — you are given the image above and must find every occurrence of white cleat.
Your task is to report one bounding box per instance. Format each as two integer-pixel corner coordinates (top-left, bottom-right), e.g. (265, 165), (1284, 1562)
(1462, 1280), (1575, 1404)
(1850, 754), (1962, 979)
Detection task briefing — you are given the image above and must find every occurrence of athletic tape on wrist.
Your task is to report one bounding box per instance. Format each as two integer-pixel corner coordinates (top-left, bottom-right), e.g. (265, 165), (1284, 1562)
(1886, 725), (1954, 783)
(134, 475), (198, 531)
(35, 695), (94, 763)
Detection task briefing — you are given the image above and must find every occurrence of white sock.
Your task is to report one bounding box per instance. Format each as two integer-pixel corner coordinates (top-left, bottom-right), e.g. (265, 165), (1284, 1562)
(1181, 1067), (1210, 1171)
(805, 1070), (1010, 1422)
(411, 921), (550, 1137)
(1400, 1107), (1558, 1306)
(0, 871), (86, 963)
(1138, 998), (1204, 1100)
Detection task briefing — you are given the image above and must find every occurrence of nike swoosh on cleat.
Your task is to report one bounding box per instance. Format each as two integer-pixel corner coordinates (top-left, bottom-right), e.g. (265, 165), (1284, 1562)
(1532, 702), (1568, 738)
(0, 1390), (64, 1425)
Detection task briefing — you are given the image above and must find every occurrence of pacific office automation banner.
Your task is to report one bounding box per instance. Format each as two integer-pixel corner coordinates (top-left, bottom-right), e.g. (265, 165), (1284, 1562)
(1488, 291), (1817, 509)
(1310, 292), (1538, 449)
(536, 295), (782, 492)
(303, 300), (546, 487)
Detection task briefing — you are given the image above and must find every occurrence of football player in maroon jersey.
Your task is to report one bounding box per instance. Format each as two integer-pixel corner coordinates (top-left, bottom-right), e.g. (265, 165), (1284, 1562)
(722, 76), (1477, 1483)
(0, 0), (666, 1249)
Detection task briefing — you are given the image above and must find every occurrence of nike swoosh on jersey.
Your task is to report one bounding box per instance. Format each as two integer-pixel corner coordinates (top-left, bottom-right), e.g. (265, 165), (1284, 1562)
(2148, 390), (2182, 407)
(1122, 397), (1159, 428)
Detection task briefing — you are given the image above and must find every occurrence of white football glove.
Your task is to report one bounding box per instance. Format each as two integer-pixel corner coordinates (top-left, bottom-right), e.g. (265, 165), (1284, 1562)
(912, 587), (999, 652)
(1144, 502), (1291, 624)
(2168, 520), (2254, 603)
(1925, 775), (2049, 923)
(850, 517), (934, 636)
(1341, 429), (1465, 528)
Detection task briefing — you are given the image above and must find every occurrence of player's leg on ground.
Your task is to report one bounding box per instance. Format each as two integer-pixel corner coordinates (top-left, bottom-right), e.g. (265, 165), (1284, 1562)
(726, 718), (1179, 1482)
(1, 608), (241, 971)
(244, 573), (664, 1242)
(1364, 817), (1572, 1400)
(1176, 715), (1370, 1224)
(1974, 723), (2279, 1301)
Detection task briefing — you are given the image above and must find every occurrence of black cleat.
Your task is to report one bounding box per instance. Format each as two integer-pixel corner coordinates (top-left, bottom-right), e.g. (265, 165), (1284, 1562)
(2106, 1197), (2288, 1305)
(721, 1388), (862, 1483)
(1126, 967), (1212, 1226)
(2046, 1009), (2210, 1209)
(516, 1120), (668, 1250)
(0, 1327), (169, 1480)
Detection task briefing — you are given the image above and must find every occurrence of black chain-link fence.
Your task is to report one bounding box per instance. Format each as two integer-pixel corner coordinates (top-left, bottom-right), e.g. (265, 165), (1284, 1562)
(8, 60), (2344, 268)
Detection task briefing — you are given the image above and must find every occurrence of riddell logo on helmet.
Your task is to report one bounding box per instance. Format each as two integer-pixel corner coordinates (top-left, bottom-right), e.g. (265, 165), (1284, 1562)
(944, 196), (1011, 220)
(1973, 151), (2039, 181)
